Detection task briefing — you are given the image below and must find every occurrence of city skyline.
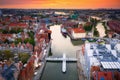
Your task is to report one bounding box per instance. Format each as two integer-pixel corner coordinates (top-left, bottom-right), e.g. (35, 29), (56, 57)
(0, 0), (120, 9)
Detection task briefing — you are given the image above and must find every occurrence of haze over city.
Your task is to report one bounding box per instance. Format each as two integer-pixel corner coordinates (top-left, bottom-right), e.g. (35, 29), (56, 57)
(0, 0), (120, 9)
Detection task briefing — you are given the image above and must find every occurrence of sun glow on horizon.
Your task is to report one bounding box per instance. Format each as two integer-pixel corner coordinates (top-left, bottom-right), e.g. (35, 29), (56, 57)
(0, 0), (120, 9)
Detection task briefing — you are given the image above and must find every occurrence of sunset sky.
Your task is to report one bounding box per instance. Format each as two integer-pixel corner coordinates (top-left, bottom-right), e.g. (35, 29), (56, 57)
(0, 0), (120, 9)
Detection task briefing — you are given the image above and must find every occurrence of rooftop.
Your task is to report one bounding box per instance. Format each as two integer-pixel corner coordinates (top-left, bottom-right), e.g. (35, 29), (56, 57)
(72, 28), (85, 33)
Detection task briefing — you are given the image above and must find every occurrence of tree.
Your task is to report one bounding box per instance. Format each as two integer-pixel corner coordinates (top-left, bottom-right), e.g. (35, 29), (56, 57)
(27, 31), (34, 38)
(24, 38), (35, 46)
(17, 28), (23, 33)
(90, 18), (99, 27)
(94, 28), (99, 37)
(3, 50), (14, 60)
(14, 38), (22, 44)
(0, 51), (3, 60)
(84, 25), (93, 31)
(2, 30), (8, 34)
(9, 29), (17, 33)
(18, 53), (30, 64)
(29, 38), (35, 46)
(4, 39), (9, 44)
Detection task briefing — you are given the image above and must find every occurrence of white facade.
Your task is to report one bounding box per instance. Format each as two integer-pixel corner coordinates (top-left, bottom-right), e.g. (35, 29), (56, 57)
(72, 31), (86, 38)
(114, 44), (120, 53)
(90, 16), (102, 20)
(106, 44), (111, 50)
(85, 43), (100, 67)
(85, 43), (120, 67)
(84, 42), (120, 80)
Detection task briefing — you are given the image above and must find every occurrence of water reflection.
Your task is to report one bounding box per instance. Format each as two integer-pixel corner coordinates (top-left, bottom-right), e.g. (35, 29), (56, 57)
(41, 62), (78, 80)
(50, 25), (81, 57)
(41, 25), (81, 80)
(96, 23), (106, 37)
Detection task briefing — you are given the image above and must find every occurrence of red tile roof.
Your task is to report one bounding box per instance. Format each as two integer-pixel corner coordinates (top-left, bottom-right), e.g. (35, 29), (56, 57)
(72, 28), (85, 33)
(0, 26), (2, 29)
(93, 71), (113, 80)
(0, 33), (13, 37)
(22, 16), (35, 21)
(4, 17), (10, 22)
(85, 22), (92, 26)
(18, 23), (28, 28)
(9, 23), (17, 27)
(108, 20), (120, 34)
(114, 71), (120, 80)
(8, 22), (28, 28)
(91, 66), (100, 72)
(47, 30), (52, 33)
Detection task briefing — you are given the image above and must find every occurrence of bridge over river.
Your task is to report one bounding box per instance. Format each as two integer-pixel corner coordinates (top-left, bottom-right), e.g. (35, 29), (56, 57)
(46, 53), (77, 72)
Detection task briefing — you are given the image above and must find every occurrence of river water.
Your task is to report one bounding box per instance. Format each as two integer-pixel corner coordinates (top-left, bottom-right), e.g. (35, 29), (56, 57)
(41, 25), (81, 80)
(96, 23), (106, 37)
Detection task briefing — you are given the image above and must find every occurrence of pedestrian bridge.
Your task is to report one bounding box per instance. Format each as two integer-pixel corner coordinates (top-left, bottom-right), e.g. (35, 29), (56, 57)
(45, 54), (77, 73)
(46, 57), (77, 62)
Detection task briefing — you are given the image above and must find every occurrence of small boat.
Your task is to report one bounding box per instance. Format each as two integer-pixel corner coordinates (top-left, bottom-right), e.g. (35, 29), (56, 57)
(61, 27), (67, 38)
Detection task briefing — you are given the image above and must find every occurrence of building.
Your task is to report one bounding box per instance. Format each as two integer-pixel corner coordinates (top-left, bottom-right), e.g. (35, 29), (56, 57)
(71, 27), (86, 39)
(108, 20), (120, 34)
(83, 42), (120, 80)
(93, 71), (113, 80)
(0, 10), (2, 16)
(8, 22), (28, 30)
(90, 16), (102, 20)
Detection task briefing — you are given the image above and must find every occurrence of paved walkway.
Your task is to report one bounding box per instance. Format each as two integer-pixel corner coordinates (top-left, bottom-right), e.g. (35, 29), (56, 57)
(33, 41), (51, 80)
(76, 49), (87, 80)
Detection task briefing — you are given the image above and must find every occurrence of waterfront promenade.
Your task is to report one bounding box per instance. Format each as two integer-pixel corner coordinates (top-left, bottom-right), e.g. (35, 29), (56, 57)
(76, 49), (87, 80)
(33, 41), (51, 80)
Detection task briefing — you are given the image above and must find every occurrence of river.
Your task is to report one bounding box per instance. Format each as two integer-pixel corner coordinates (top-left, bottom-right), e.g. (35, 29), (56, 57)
(96, 23), (106, 37)
(41, 25), (82, 80)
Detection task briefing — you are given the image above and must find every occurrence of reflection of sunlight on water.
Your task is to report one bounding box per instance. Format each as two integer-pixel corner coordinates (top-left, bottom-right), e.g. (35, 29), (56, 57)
(50, 25), (80, 57)
(96, 23), (106, 37)
(41, 25), (78, 80)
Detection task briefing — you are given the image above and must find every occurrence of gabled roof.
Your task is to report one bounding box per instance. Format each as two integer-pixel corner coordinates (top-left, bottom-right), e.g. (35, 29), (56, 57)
(8, 22), (28, 28)
(4, 17), (10, 22)
(72, 28), (85, 33)
(22, 16), (35, 21)
(8, 23), (17, 27)
(18, 23), (28, 27)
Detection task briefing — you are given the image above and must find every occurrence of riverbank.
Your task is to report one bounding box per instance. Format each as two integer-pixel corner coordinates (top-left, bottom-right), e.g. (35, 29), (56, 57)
(67, 31), (74, 40)
(33, 41), (51, 80)
(76, 49), (87, 80)
(41, 25), (79, 80)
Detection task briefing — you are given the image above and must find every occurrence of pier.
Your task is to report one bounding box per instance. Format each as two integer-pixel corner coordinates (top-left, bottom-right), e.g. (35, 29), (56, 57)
(46, 54), (77, 72)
